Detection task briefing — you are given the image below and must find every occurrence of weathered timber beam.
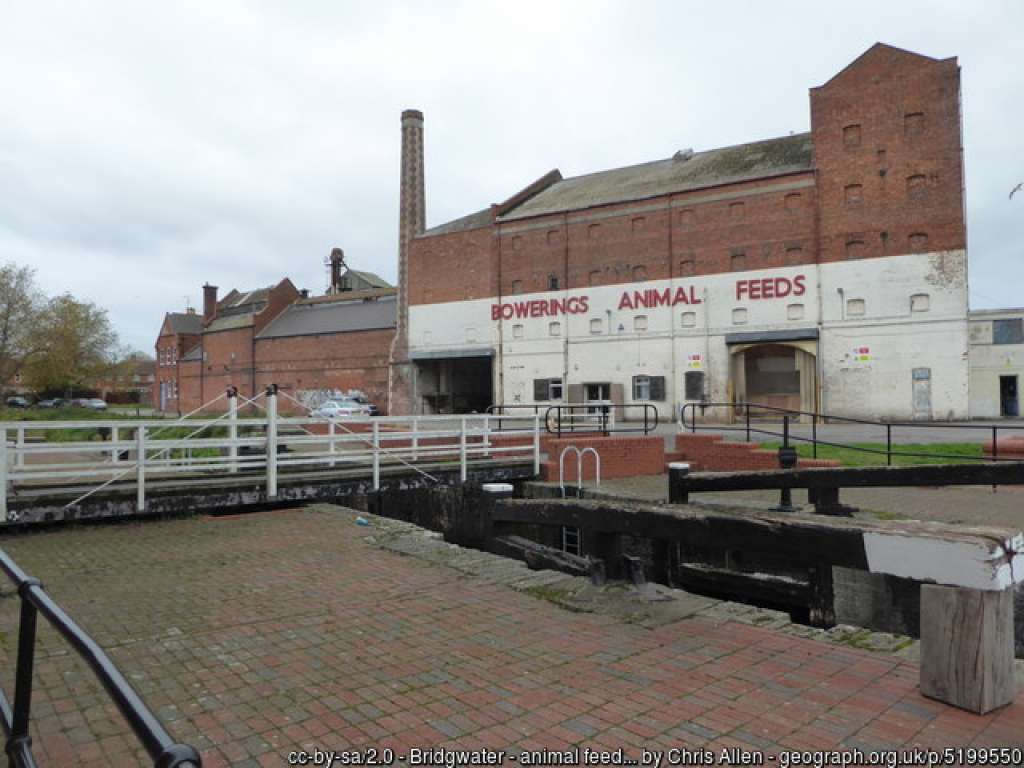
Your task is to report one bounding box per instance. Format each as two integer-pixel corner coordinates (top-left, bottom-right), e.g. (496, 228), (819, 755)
(676, 461), (1024, 491)
(676, 562), (810, 608)
(493, 499), (1024, 591)
(491, 535), (593, 576)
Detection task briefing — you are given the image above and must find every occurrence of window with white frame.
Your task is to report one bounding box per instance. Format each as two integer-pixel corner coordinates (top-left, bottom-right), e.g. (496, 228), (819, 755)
(632, 375), (666, 401)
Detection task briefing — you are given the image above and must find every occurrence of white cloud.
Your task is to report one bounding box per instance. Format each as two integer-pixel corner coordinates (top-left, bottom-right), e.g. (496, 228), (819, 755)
(1, 0), (1022, 349)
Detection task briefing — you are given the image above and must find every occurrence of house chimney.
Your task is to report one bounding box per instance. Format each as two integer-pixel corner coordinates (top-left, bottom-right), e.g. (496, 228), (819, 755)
(396, 109), (424, 347)
(203, 283), (218, 323)
(329, 248), (345, 293)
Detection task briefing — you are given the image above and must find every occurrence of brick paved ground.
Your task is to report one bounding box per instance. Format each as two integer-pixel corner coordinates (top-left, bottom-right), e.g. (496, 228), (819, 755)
(2, 506), (1023, 768)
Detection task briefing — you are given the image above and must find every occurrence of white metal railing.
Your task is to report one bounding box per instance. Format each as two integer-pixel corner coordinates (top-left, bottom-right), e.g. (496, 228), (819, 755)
(558, 445), (601, 498)
(0, 389), (542, 523)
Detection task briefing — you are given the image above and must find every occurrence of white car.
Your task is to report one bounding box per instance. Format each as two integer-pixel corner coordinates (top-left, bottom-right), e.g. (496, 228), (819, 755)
(312, 398), (371, 419)
(84, 398), (108, 411)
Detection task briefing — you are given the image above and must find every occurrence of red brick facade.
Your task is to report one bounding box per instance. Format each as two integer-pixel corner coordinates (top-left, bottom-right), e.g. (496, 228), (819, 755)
(406, 44), (963, 310)
(155, 280), (396, 415)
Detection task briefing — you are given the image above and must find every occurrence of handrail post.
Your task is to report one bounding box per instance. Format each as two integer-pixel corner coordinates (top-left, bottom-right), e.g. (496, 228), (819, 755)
(533, 415), (541, 477)
(992, 426), (998, 463)
(812, 416), (818, 459)
(10, 588), (40, 762)
(411, 416), (419, 461)
(886, 424), (892, 467)
(328, 420), (336, 468)
(745, 403), (751, 443)
(111, 426), (119, 465)
(0, 434), (7, 523)
(228, 386), (239, 474)
(136, 426), (146, 513)
(266, 384), (278, 498)
(459, 417), (467, 483)
(483, 414), (491, 458)
(372, 420), (380, 490)
(16, 427), (24, 470)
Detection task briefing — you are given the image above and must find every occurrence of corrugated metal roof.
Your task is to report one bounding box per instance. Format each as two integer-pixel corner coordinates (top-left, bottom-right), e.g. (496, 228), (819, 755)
(257, 296), (396, 339)
(346, 269), (393, 289)
(167, 312), (203, 335)
(498, 133), (813, 222)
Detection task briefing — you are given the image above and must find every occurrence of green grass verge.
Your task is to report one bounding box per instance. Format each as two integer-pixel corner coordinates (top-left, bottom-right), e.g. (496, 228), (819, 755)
(759, 441), (985, 467)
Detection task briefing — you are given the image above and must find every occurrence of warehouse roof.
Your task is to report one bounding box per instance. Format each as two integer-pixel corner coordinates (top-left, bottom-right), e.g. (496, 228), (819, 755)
(257, 295), (397, 339)
(423, 207), (492, 236)
(425, 132), (813, 233)
(499, 133), (813, 221)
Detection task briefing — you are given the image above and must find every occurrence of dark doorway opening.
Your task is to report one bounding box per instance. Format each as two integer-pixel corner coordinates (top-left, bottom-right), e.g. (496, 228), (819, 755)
(415, 356), (493, 414)
(1000, 375), (1019, 418)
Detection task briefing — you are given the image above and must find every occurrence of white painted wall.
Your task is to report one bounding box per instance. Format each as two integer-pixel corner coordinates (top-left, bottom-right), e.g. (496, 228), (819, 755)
(409, 250), (970, 420)
(968, 311), (1024, 419)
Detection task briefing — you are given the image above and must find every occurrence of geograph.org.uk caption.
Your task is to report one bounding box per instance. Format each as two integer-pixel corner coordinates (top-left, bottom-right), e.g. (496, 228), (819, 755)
(285, 746), (1024, 768)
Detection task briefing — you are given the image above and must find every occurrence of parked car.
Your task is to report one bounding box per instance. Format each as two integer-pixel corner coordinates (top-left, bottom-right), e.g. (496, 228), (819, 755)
(36, 398), (64, 408)
(312, 398), (372, 419)
(5, 396), (30, 408)
(83, 398), (108, 411)
(350, 394), (379, 416)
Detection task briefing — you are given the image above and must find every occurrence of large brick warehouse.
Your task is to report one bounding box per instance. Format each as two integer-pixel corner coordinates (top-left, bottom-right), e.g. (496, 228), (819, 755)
(154, 252), (396, 414)
(390, 43), (974, 421)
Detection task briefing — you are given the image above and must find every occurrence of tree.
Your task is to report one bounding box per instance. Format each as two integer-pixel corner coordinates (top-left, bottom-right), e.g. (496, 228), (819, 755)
(23, 294), (119, 396)
(0, 262), (46, 388)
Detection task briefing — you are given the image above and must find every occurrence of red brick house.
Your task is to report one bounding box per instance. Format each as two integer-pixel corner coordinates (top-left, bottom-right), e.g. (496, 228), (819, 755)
(155, 261), (396, 414)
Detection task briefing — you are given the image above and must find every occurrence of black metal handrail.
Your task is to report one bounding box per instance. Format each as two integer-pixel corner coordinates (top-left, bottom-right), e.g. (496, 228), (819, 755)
(680, 401), (1024, 465)
(0, 550), (202, 768)
(543, 404), (659, 437)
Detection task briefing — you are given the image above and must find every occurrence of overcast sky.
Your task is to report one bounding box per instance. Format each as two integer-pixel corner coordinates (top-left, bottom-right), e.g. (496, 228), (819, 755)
(2, 1), (1022, 352)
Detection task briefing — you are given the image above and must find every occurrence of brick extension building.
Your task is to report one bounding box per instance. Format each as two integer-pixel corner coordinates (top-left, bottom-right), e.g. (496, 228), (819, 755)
(394, 43), (972, 420)
(154, 254), (396, 414)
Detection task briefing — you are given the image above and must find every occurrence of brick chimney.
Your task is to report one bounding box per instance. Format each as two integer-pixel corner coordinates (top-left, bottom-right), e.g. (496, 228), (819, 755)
(389, 109), (425, 414)
(396, 109), (424, 348)
(203, 283), (218, 323)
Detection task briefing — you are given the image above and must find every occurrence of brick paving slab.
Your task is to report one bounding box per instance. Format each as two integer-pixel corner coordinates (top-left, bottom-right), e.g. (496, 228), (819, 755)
(1, 506), (1023, 768)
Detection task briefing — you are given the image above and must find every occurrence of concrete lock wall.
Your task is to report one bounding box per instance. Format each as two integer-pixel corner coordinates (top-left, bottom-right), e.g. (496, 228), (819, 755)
(408, 250), (969, 420)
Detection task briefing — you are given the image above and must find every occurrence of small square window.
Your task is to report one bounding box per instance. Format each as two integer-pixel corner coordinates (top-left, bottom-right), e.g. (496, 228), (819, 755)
(681, 311), (697, 327)
(512, 324), (524, 339)
(730, 251), (747, 271)
(548, 274), (559, 290)
(633, 315), (648, 332)
(632, 265), (647, 281)
(679, 255), (695, 276)
(784, 192), (802, 212)
(590, 318), (603, 335)
(732, 308), (748, 325)
(904, 112), (925, 137)
(843, 124), (862, 147)
(588, 270), (601, 286)
(787, 303), (805, 320)
(846, 299), (866, 317)
(549, 378), (563, 401)
(549, 321), (561, 336)
(844, 184), (863, 205)
(511, 280), (523, 294)
(910, 294), (930, 313)
(633, 375), (651, 401)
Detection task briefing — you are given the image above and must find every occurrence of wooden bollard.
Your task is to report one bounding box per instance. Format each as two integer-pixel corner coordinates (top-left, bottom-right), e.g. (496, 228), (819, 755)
(920, 585), (1016, 714)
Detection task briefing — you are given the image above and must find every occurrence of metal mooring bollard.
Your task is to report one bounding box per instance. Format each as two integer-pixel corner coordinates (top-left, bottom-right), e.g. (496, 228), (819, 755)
(776, 416), (798, 511)
(668, 462), (691, 504)
(479, 483), (515, 546)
